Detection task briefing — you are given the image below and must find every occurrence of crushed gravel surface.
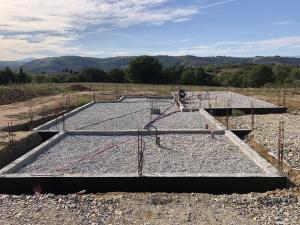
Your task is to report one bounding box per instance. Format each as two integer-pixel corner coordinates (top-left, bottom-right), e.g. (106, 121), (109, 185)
(183, 91), (278, 108)
(46, 100), (216, 131)
(14, 134), (263, 175)
(228, 113), (300, 169)
(0, 189), (299, 225)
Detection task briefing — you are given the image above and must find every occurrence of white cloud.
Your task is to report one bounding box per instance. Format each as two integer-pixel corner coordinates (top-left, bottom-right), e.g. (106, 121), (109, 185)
(0, 0), (202, 60)
(158, 36), (300, 56)
(272, 21), (295, 25)
(172, 39), (191, 44)
(199, 0), (237, 9)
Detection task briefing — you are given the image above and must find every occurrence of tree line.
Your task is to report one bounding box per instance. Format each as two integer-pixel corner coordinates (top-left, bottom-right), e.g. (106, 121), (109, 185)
(1, 56), (300, 87)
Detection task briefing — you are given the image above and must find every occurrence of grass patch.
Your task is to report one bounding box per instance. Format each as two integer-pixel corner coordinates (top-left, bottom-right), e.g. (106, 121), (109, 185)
(231, 109), (245, 117)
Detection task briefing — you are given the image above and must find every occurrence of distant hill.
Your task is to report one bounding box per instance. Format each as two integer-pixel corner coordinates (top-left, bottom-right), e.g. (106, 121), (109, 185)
(0, 61), (24, 70)
(1, 55), (300, 74)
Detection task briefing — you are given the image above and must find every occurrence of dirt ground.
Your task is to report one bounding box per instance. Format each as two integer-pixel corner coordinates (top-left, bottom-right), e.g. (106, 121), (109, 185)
(0, 188), (299, 225)
(0, 91), (118, 129)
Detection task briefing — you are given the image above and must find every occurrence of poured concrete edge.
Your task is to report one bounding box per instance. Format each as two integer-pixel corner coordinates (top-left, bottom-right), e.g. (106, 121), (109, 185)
(33, 102), (95, 131)
(225, 130), (280, 176)
(199, 108), (226, 130)
(0, 173), (280, 178)
(0, 132), (66, 174)
(120, 95), (173, 101)
(0, 176), (287, 194)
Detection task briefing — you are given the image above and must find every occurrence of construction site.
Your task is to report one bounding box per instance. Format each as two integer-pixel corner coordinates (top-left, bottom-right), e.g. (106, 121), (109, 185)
(0, 86), (299, 224)
(0, 90), (291, 194)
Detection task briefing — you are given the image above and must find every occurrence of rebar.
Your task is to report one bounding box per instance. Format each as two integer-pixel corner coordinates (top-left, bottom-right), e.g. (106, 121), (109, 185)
(29, 106), (34, 131)
(278, 120), (285, 171)
(8, 122), (14, 143)
(62, 114), (66, 130)
(226, 101), (229, 129)
(283, 89), (286, 107)
(137, 129), (145, 177)
(251, 101), (255, 130)
(277, 89), (281, 106)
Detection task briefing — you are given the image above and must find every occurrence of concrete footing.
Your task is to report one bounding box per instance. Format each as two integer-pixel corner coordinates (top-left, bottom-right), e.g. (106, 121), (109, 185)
(0, 175), (287, 194)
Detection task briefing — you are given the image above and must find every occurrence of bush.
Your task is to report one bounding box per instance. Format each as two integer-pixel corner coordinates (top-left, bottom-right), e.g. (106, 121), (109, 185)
(68, 84), (90, 92)
(231, 109), (245, 117)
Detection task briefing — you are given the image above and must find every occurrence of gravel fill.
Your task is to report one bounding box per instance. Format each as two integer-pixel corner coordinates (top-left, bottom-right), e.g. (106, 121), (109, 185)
(14, 133), (263, 175)
(183, 91), (278, 108)
(47, 99), (216, 131)
(228, 113), (300, 169)
(0, 189), (299, 225)
(48, 100), (171, 130)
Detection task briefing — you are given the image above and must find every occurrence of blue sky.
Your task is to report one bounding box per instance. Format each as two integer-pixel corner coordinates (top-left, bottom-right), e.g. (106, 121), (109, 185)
(0, 0), (300, 60)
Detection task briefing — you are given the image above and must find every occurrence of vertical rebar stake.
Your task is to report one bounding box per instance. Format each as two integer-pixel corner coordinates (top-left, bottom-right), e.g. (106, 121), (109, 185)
(278, 120), (285, 172)
(277, 89), (281, 106)
(137, 129), (144, 177)
(251, 101), (255, 130)
(226, 102), (229, 129)
(62, 114), (65, 130)
(283, 89), (286, 107)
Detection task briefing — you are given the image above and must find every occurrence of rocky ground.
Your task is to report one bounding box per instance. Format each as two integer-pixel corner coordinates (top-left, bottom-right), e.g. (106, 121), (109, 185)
(0, 188), (299, 225)
(228, 113), (300, 169)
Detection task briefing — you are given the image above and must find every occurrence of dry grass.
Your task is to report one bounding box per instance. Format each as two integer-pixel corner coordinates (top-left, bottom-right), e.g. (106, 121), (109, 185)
(233, 88), (300, 111)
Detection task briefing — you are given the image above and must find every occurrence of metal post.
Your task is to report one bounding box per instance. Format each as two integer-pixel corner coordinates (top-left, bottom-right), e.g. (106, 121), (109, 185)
(8, 122), (14, 143)
(137, 129), (144, 177)
(93, 91), (96, 102)
(62, 114), (65, 130)
(226, 102), (229, 129)
(251, 101), (255, 130)
(277, 89), (281, 106)
(278, 121), (284, 171)
(211, 130), (215, 139)
(283, 89), (286, 107)
(29, 106), (34, 131)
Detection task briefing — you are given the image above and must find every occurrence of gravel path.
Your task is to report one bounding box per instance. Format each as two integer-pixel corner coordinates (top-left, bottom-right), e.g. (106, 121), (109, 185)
(183, 91), (278, 108)
(228, 113), (300, 169)
(0, 188), (298, 225)
(14, 133), (263, 175)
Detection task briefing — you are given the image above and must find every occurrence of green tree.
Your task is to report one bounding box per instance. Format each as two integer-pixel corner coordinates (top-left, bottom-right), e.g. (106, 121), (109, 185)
(32, 74), (47, 83)
(272, 64), (291, 85)
(0, 67), (16, 84)
(16, 67), (31, 83)
(109, 69), (126, 83)
(248, 65), (274, 87)
(289, 67), (300, 80)
(181, 67), (213, 85)
(127, 56), (162, 83)
(162, 66), (184, 84)
(80, 68), (108, 82)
